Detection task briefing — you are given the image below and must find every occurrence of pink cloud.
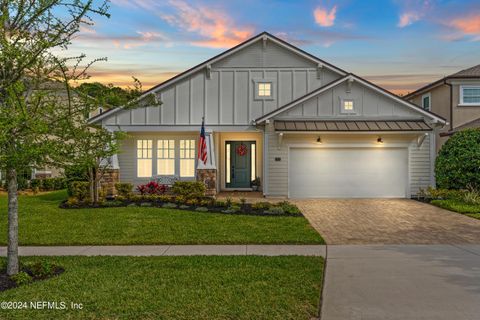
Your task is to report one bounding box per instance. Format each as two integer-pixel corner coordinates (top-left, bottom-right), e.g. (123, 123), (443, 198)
(313, 5), (337, 27)
(398, 12), (421, 27)
(159, 0), (254, 48)
(396, 0), (432, 28)
(448, 14), (480, 38)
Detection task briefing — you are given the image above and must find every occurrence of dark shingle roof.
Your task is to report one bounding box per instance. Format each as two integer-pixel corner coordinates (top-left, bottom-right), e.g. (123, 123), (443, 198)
(450, 64), (480, 78)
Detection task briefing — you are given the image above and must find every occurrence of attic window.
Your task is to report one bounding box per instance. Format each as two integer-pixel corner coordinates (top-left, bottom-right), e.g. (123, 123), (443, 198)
(341, 99), (355, 113)
(258, 83), (271, 97)
(253, 78), (276, 100)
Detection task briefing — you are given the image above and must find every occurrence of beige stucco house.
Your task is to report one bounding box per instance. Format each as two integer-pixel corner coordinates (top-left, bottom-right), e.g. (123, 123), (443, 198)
(90, 32), (446, 198)
(405, 64), (480, 152)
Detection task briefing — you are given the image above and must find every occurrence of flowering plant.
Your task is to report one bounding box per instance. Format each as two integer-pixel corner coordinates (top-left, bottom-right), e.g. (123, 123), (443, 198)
(136, 181), (168, 195)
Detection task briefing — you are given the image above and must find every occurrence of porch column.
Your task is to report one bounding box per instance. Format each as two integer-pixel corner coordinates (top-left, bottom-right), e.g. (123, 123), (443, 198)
(99, 154), (120, 198)
(196, 130), (217, 196)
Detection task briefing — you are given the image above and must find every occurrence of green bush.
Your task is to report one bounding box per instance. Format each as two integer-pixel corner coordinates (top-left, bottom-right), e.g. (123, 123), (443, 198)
(276, 201), (301, 215)
(68, 181), (90, 201)
(30, 179), (43, 190)
(42, 178), (55, 190)
(436, 129), (480, 190)
(115, 183), (133, 197)
(10, 271), (32, 286)
(252, 202), (272, 210)
(172, 181), (206, 199)
(26, 261), (56, 279)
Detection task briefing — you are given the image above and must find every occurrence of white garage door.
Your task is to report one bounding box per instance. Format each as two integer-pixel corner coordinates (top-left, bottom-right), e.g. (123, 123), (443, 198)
(289, 148), (408, 198)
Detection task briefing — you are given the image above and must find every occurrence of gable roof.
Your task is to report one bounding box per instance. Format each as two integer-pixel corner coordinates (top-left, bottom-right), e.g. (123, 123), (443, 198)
(255, 73), (447, 124)
(89, 31), (347, 124)
(404, 64), (480, 99)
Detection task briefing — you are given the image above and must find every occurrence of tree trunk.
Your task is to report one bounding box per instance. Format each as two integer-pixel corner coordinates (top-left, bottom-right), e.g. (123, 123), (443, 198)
(6, 168), (19, 276)
(93, 167), (99, 205)
(88, 167), (95, 205)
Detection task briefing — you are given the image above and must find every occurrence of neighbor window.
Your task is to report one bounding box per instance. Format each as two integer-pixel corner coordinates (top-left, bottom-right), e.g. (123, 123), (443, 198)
(137, 139), (152, 178)
(422, 93), (431, 110)
(341, 99), (354, 113)
(461, 86), (480, 105)
(258, 82), (271, 97)
(157, 140), (175, 175)
(180, 139), (196, 177)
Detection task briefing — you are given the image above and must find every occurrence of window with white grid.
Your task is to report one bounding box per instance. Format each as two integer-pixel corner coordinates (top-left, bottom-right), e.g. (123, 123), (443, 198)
(157, 140), (175, 175)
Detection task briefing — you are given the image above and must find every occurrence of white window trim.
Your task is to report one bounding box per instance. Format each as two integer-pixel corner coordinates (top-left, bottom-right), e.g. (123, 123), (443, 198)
(340, 98), (356, 114)
(253, 78), (276, 101)
(136, 138), (197, 180)
(136, 139), (153, 178)
(459, 85), (480, 106)
(421, 92), (431, 111)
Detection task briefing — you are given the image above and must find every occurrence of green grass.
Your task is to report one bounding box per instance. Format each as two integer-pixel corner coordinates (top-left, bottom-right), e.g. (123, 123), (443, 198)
(431, 199), (480, 219)
(0, 256), (324, 320)
(0, 191), (323, 245)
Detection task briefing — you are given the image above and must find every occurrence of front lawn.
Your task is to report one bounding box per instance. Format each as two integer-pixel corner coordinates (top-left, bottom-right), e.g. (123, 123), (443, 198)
(0, 191), (323, 245)
(431, 199), (480, 220)
(0, 256), (323, 320)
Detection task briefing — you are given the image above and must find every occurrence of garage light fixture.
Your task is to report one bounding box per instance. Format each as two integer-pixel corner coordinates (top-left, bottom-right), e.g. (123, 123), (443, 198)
(316, 137), (322, 144)
(377, 137), (383, 144)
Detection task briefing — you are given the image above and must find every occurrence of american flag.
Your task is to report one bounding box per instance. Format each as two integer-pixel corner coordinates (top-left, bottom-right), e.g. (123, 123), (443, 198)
(198, 118), (207, 165)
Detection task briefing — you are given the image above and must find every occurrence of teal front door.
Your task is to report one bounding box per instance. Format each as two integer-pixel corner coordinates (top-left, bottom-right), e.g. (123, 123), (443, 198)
(226, 141), (255, 188)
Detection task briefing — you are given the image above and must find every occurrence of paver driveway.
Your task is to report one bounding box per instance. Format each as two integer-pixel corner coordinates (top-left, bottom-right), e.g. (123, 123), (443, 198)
(294, 199), (480, 244)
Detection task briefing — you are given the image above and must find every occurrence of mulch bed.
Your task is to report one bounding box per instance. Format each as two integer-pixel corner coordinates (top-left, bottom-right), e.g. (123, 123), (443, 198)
(0, 267), (64, 292)
(60, 201), (304, 217)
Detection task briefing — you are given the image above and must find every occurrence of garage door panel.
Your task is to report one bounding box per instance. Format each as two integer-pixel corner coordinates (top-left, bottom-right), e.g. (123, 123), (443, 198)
(289, 148), (408, 198)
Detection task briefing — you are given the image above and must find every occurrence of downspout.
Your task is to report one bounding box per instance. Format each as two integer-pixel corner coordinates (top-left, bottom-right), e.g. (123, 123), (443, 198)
(445, 78), (453, 131)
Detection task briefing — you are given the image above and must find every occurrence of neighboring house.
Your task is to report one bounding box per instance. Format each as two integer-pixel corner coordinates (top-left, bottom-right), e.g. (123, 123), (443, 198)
(405, 64), (480, 152)
(89, 32), (446, 199)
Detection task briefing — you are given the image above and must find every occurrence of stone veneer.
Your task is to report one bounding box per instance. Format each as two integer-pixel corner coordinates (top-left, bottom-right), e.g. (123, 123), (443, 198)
(196, 169), (217, 196)
(100, 169), (120, 197)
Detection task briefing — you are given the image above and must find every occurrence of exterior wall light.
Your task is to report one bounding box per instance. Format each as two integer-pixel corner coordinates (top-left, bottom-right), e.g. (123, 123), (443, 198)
(377, 137), (383, 144)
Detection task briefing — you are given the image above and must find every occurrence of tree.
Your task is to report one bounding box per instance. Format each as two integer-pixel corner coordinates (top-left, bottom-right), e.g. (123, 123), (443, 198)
(435, 129), (480, 190)
(77, 79), (142, 107)
(0, 0), (110, 275)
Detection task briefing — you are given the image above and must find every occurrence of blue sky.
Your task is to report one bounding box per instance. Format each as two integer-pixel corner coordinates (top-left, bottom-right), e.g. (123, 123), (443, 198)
(68, 0), (480, 94)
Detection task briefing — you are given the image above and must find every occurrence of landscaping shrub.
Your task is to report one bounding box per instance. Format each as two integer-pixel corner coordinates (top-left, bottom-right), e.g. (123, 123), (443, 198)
(30, 178), (66, 191)
(68, 181), (90, 201)
(172, 181), (206, 199)
(115, 183), (133, 197)
(136, 181), (167, 195)
(252, 202), (272, 211)
(462, 188), (480, 205)
(10, 272), (32, 286)
(26, 261), (55, 279)
(277, 201), (301, 215)
(435, 128), (480, 190)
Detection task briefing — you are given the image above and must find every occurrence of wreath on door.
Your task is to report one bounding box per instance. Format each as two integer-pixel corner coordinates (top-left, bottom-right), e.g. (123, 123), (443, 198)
(236, 143), (248, 156)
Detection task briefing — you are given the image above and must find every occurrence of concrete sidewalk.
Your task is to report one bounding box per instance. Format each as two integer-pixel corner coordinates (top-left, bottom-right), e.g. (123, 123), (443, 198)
(322, 244), (480, 320)
(0, 245), (325, 257)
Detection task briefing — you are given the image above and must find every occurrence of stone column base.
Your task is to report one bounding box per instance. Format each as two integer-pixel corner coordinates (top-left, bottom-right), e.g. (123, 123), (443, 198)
(100, 169), (120, 197)
(196, 169), (217, 196)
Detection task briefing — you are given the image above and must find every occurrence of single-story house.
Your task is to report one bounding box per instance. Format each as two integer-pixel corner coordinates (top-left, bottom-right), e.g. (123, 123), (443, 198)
(89, 32), (446, 198)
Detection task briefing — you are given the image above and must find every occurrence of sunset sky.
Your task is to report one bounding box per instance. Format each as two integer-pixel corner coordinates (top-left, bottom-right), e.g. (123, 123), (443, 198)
(68, 0), (480, 95)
